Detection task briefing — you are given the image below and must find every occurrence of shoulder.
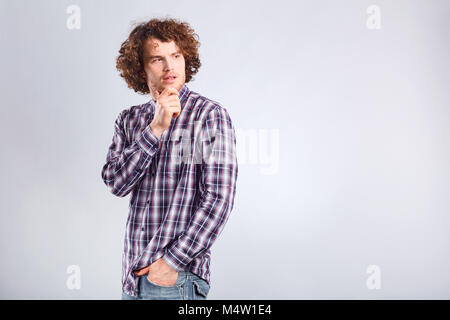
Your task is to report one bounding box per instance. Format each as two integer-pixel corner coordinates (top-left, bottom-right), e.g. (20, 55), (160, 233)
(115, 102), (152, 124)
(188, 90), (233, 124)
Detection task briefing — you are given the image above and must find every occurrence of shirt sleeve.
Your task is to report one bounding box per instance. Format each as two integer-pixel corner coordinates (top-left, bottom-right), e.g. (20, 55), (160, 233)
(162, 105), (239, 271)
(101, 109), (161, 197)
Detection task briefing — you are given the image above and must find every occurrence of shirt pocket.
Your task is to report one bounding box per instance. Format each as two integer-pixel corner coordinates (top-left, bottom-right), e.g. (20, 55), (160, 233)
(163, 130), (196, 178)
(159, 137), (181, 181)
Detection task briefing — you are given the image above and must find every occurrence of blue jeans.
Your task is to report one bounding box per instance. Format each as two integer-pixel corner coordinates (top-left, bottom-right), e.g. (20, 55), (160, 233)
(121, 270), (210, 300)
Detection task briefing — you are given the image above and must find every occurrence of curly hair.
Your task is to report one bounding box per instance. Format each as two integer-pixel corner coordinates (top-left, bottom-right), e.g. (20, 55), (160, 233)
(116, 17), (201, 95)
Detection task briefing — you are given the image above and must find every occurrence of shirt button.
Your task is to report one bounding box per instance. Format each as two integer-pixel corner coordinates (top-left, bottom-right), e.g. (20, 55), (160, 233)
(141, 227), (144, 231)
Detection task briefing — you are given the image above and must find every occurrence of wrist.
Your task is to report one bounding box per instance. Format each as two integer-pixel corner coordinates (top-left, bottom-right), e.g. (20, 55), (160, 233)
(151, 258), (176, 273)
(149, 122), (164, 138)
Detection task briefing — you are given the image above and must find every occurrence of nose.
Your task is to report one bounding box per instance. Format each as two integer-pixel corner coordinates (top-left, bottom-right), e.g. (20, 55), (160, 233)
(164, 58), (174, 71)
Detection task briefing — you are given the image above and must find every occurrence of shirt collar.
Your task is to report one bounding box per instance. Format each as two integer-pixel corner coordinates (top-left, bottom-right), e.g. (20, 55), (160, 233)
(178, 83), (190, 106)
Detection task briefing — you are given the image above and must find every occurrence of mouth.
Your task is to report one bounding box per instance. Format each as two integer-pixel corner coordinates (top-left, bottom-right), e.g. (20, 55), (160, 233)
(163, 75), (177, 82)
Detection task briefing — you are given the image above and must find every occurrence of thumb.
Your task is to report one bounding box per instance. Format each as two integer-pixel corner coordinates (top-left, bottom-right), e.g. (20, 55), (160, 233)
(133, 266), (149, 276)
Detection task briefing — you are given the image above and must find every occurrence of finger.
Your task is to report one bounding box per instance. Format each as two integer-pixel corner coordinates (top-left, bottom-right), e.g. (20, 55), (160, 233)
(169, 106), (181, 119)
(159, 96), (181, 107)
(158, 96), (181, 109)
(134, 266), (149, 276)
(172, 106), (181, 118)
(160, 86), (179, 98)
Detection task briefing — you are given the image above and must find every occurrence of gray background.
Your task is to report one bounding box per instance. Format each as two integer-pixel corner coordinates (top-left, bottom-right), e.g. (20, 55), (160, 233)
(0, 0), (449, 299)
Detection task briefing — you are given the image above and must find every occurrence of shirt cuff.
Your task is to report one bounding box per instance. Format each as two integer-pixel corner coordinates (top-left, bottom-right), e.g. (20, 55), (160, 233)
(136, 125), (161, 156)
(162, 246), (191, 272)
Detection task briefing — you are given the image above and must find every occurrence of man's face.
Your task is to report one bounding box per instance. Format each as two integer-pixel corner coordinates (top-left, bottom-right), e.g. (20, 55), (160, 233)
(142, 37), (186, 98)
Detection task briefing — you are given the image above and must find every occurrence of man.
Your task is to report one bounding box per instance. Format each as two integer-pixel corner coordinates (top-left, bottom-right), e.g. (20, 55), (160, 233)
(101, 18), (238, 300)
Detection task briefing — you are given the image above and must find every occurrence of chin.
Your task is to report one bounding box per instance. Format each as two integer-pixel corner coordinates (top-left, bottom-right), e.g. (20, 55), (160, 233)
(163, 82), (182, 90)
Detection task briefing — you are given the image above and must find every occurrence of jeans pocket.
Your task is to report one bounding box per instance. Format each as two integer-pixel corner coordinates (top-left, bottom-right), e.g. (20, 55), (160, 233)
(145, 272), (179, 288)
(193, 279), (210, 299)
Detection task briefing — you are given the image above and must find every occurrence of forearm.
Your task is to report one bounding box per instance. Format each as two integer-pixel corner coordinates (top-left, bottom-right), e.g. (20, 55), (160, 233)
(101, 124), (161, 197)
(162, 186), (236, 271)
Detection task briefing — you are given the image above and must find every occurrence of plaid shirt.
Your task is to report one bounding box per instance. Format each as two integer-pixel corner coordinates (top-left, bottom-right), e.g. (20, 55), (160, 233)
(101, 84), (238, 297)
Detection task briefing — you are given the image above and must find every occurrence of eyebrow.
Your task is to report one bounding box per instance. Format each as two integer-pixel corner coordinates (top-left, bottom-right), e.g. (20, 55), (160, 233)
(148, 51), (182, 60)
